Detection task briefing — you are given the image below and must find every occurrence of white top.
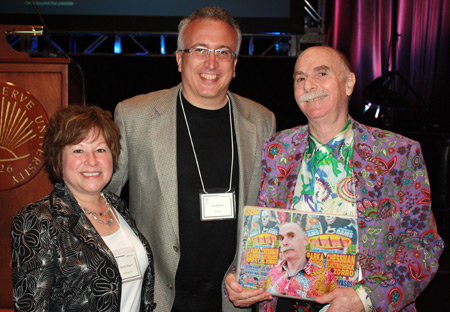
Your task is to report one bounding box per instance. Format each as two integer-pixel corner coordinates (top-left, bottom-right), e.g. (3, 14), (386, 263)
(102, 211), (149, 312)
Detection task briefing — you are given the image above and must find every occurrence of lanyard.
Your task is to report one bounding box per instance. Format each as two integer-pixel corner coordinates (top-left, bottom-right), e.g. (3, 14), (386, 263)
(178, 88), (234, 194)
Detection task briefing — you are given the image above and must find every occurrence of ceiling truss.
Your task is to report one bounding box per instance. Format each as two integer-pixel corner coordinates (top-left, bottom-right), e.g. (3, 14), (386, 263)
(6, 0), (325, 57)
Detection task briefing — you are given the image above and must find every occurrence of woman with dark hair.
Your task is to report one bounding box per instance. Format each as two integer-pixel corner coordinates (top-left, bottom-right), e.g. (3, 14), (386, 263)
(11, 105), (155, 311)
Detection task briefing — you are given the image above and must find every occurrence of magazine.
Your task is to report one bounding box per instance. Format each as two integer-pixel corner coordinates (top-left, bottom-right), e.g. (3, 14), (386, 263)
(237, 206), (359, 300)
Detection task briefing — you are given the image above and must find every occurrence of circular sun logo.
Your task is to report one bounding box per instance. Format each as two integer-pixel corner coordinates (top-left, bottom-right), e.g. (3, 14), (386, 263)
(0, 81), (49, 190)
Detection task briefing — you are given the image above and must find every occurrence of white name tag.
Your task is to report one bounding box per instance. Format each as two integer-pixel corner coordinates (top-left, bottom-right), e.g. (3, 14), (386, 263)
(199, 189), (236, 221)
(114, 247), (142, 283)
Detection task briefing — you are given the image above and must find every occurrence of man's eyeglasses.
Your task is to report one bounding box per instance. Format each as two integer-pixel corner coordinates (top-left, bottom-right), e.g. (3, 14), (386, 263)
(178, 46), (237, 61)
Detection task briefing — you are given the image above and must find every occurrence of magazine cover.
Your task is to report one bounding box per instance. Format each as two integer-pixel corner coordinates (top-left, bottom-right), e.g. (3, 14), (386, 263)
(237, 206), (358, 300)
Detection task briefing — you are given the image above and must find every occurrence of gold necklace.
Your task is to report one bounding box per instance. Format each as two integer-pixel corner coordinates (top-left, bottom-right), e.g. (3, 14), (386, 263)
(80, 193), (114, 226)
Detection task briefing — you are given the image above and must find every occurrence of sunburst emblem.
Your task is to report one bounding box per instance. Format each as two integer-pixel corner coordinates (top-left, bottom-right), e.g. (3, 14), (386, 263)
(0, 81), (49, 190)
(0, 99), (35, 162)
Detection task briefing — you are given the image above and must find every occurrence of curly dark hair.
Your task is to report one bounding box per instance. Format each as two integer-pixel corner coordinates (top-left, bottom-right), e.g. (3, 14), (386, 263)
(43, 105), (120, 184)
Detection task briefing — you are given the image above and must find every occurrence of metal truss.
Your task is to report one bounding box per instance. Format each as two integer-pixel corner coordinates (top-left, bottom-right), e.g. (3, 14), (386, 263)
(6, 0), (325, 57)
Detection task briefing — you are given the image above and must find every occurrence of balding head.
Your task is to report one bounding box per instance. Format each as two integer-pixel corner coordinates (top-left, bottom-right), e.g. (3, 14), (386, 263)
(295, 46), (353, 83)
(292, 46), (356, 141)
(279, 222), (309, 263)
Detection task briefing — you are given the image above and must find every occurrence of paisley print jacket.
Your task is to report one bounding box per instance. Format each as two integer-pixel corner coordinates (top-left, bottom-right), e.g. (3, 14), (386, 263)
(256, 117), (444, 312)
(11, 183), (156, 311)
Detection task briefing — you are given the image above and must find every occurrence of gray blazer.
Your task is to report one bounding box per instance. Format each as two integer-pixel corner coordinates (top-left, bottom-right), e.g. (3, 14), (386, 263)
(108, 83), (276, 311)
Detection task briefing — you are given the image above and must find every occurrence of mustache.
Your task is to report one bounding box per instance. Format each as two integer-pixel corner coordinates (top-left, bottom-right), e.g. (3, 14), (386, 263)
(298, 90), (329, 103)
(280, 246), (294, 253)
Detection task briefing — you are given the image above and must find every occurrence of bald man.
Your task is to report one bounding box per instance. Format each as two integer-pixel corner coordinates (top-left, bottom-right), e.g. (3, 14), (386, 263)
(267, 222), (337, 300)
(225, 46), (443, 312)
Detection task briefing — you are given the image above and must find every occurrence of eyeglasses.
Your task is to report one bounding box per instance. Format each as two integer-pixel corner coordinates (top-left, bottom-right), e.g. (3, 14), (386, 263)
(179, 46), (237, 61)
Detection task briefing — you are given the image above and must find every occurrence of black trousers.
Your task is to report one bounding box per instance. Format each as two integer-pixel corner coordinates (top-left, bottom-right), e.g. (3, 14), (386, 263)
(253, 297), (327, 312)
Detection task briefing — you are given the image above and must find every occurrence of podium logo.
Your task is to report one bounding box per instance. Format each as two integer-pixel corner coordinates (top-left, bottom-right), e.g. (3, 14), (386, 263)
(0, 81), (49, 190)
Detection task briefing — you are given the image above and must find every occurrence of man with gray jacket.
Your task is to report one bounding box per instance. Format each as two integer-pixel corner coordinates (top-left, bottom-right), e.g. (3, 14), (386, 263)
(108, 6), (276, 311)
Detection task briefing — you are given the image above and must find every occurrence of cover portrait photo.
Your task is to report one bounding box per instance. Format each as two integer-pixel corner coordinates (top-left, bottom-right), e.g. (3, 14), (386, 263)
(237, 206), (359, 300)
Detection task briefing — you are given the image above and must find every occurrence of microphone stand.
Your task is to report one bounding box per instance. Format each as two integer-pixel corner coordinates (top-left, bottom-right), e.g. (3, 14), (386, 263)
(382, 0), (426, 129)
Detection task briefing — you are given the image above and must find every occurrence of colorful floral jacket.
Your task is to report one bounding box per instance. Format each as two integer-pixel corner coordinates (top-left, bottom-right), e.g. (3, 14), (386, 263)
(256, 117), (444, 312)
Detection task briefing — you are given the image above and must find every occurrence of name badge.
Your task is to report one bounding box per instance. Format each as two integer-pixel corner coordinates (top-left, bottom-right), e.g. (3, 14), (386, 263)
(114, 247), (142, 283)
(199, 188), (236, 221)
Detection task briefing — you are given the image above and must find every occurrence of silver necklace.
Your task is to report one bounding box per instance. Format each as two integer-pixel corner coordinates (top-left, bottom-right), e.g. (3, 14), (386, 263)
(80, 193), (114, 226)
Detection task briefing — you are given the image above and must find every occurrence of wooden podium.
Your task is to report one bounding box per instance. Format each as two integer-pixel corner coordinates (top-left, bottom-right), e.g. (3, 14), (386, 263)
(0, 25), (69, 309)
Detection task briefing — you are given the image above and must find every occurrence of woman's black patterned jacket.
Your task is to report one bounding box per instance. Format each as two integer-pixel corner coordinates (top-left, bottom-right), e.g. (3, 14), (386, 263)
(11, 183), (156, 311)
